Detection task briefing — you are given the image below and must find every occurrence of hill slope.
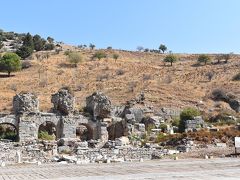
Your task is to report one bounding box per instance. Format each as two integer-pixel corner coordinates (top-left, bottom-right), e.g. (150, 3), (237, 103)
(0, 49), (239, 115)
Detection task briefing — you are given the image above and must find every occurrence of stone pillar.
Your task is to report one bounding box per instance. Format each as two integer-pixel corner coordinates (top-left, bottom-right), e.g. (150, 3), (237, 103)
(61, 116), (76, 138)
(18, 115), (38, 142)
(16, 151), (21, 163)
(100, 122), (109, 142)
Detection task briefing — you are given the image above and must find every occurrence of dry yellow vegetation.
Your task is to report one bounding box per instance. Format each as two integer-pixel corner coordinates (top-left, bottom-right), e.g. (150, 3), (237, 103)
(0, 49), (239, 113)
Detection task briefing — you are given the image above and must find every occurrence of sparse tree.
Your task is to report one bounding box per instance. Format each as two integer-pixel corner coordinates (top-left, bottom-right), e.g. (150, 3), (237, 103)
(47, 36), (54, 43)
(92, 51), (107, 60)
(89, 43), (95, 50)
(113, 54), (119, 62)
(16, 33), (34, 59)
(67, 52), (83, 67)
(163, 54), (178, 66)
(216, 54), (223, 64)
(137, 46), (144, 52)
(159, 44), (167, 53)
(222, 54), (231, 63)
(198, 54), (211, 65)
(144, 48), (149, 52)
(33, 34), (46, 51)
(0, 53), (21, 77)
(44, 43), (55, 50)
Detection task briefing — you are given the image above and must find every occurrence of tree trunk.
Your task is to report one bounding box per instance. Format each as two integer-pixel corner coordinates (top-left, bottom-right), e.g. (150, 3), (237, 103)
(171, 62), (173, 66)
(8, 71), (10, 77)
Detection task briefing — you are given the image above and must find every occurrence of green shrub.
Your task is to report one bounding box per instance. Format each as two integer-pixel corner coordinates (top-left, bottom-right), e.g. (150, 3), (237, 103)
(172, 117), (180, 127)
(163, 54), (178, 66)
(179, 107), (200, 132)
(92, 51), (107, 60)
(160, 123), (168, 132)
(67, 52), (83, 67)
(197, 54), (211, 65)
(38, 131), (55, 140)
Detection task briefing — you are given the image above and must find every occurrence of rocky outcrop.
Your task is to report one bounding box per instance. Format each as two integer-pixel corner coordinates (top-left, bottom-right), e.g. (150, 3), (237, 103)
(51, 88), (75, 115)
(13, 92), (39, 114)
(229, 99), (240, 113)
(86, 92), (112, 120)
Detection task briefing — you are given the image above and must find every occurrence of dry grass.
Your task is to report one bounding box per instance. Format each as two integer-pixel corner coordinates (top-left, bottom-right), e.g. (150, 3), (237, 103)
(0, 50), (239, 113)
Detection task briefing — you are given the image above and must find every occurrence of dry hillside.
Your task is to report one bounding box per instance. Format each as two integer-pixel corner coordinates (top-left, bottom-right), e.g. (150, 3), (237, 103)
(0, 49), (239, 115)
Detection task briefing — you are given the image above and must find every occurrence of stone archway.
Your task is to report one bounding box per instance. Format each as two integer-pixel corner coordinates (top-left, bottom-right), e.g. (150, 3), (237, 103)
(0, 123), (18, 142)
(0, 115), (19, 141)
(76, 123), (93, 141)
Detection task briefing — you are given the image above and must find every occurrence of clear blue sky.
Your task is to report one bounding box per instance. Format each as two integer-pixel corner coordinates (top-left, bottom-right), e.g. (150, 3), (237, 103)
(1, 0), (240, 53)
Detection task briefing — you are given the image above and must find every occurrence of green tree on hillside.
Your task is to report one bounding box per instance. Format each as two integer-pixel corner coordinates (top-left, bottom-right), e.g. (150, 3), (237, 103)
(33, 34), (46, 51)
(22, 33), (34, 49)
(0, 53), (21, 76)
(16, 33), (34, 59)
(89, 43), (95, 50)
(198, 54), (211, 65)
(92, 51), (107, 60)
(47, 36), (54, 43)
(163, 54), (178, 66)
(159, 44), (167, 53)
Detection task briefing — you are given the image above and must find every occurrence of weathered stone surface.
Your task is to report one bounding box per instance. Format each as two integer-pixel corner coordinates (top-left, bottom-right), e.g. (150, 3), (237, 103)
(142, 116), (163, 129)
(124, 108), (144, 123)
(13, 93), (39, 114)
(185, 116), (205, 132)
(115, 136), (130, 146)
(107, 121), (124, 140)
(51, 88), (75, 115)
(135, 123), (145, 132)
(86, 92), (112, 120)
(156, 107), (181, 121)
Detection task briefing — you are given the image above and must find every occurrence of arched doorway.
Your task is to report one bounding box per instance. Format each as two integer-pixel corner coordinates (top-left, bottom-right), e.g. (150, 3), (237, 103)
(76, 123), (93, 141)
(38, 121), (57, 140)
(0, 123), (18, 142)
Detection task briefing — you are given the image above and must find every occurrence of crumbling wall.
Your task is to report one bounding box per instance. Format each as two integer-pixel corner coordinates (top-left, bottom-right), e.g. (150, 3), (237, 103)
(13, 93), (39, 114)
(51, 88), (75, 115)
(86, 92), (112, 120)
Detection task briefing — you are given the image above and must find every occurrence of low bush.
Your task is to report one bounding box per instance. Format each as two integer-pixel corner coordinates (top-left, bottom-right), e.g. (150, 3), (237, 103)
(38, 131), (55, 140)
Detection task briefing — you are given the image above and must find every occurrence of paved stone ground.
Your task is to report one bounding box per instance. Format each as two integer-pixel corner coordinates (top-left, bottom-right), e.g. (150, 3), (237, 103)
(0, 158), (240, 179)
